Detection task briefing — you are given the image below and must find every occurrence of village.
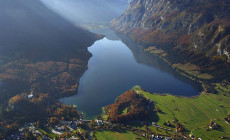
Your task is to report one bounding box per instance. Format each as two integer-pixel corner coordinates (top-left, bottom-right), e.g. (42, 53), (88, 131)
(6, 117), (195, 140)
(3, 88), (214, 140)
(3, 106), (188, 140)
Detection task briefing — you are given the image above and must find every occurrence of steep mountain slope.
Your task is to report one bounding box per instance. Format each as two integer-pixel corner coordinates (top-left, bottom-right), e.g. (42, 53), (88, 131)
(0, 0), (98, 55)
(112, 0), (230, 87)
(0, 0), (101, 103)
(0, 1), (103, 136)
(113, 0), (230, 57)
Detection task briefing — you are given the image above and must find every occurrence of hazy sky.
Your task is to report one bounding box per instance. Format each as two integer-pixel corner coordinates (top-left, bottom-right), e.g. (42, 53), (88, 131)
(40, 0), (128, 24)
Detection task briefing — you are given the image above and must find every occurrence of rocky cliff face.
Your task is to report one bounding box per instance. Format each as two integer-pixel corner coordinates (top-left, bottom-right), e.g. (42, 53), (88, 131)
(112, 0), (230, 62)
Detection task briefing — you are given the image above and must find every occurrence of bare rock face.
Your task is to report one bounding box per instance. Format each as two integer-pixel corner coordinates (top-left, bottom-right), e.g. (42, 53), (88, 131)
(112, 0), (230, 61)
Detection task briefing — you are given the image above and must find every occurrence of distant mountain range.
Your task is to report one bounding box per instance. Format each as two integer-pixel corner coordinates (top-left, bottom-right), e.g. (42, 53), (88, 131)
(40, 0), (128, 23)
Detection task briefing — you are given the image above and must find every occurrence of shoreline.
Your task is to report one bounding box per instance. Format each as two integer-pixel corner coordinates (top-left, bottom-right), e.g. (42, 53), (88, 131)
(61, 28), (205, 120)
(144, 50), (207, 96)
(114, 29), (210, 95)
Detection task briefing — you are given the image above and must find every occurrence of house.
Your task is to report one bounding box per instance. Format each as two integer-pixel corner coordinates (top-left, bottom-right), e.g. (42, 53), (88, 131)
(209, 122), (218, 130)
(165, 137), (170, 140)
(141, 133), (147, 137)
(55, 126), (65, 132)
(96, 120), (102, 125)
(189, 134), (194, 139)
(152, 122), (157, 126)
(151, 134), (155, 139)
(33, 130), (40, 135)
(28, 94), (33, 99)
(19, 128), (24, 132)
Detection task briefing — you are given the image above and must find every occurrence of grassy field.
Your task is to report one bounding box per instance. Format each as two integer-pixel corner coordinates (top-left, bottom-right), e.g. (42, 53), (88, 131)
(94, 130), (146, 140)
(215, 83), (230, 94)
(122, 107), (129, 115)
(134, 87), (230, 139)
(144, 46), (167, 57)
(172, 63), (213, 80)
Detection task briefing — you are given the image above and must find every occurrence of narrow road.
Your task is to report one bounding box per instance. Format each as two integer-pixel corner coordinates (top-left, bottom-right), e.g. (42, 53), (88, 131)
(216, 109), (229, 125)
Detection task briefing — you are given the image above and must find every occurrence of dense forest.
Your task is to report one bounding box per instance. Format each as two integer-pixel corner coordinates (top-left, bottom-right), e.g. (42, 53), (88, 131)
(106, 90), (149, 123)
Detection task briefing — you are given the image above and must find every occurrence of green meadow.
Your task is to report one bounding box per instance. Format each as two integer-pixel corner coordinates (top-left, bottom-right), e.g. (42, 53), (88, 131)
(94, 130), (146, 140)
(96, 84), (230, 140)
(134, 85), (230, 139)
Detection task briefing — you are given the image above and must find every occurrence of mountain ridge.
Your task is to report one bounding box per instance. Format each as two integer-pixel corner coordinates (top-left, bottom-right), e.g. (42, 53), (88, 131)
(112, 0), (230, 61)
(112, 0), (230, 91)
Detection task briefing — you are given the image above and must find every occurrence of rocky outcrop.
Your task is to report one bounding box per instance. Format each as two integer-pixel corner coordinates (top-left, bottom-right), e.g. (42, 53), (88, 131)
(112, 0), (230, 62)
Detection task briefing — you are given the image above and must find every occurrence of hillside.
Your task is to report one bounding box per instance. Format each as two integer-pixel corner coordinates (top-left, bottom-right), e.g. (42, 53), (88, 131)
(112, 0), (230, 52)
(0, 0), (101, 97)
(0, 0), (98, 53)
(0, 0), (101, 136)
(112, 0), (230, 88)
(97, 85), (230, 139)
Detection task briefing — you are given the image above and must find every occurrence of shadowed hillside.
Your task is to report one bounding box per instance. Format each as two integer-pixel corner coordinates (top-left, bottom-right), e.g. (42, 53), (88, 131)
(0, 0), (99, 60)
(0, 0), (101, 132)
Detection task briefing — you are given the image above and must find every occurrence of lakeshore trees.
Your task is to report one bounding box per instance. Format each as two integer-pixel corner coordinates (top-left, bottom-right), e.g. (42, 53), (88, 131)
(107, 90), (149, 123)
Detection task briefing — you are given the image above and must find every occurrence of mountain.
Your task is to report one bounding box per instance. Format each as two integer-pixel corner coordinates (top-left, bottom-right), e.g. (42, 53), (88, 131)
(112, 0), (230, 58)
(0, 0), (101, 103)
(112, 0), (230, 86)
(0, 0), (98, 55)
(0, 0), (104, 136)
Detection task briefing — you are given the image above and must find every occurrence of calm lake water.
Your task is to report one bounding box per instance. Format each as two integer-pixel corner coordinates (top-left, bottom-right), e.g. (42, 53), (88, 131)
(60, 29), (201, 119)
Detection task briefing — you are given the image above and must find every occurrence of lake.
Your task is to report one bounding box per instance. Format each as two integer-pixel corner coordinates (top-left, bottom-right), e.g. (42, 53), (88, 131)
(60, 29), (201, 119)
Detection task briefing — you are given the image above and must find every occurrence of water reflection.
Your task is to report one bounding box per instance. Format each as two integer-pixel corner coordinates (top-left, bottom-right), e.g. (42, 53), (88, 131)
(60, 29), (201, 119)
(118, 33), (203, 92)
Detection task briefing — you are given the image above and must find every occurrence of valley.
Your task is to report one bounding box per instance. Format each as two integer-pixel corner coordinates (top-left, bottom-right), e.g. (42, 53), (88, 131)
(0, 0), (230, 139)
(60, 29), (200, 120)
